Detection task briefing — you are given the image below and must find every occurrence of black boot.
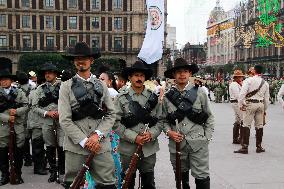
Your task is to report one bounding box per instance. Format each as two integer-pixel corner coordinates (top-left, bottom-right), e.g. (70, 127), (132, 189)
(23, 138), (33, 166)
(32, 137), (48, 175)
(0, 147), (9, 186)
(58, 147), (65, 175)
(234, 127), (250, 154)
(46, 146), (58, 182)
(232, 122), (240, 144)
(195, 177), (210, 189)
(14, 147), (24, 184)
(141, 172), (156, 189)
(256, 128), (265, 153)
(62, 182), (72, 189)
(182, 171), (190, 189)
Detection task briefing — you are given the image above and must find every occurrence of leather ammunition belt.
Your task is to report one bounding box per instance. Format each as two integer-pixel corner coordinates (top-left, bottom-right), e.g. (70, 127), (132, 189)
(230, 100), (238, 103)
(246, 99), (263, 103)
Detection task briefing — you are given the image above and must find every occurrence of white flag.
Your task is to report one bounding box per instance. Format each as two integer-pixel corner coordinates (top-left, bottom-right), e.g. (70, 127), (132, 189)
(138, 0), (164, 64)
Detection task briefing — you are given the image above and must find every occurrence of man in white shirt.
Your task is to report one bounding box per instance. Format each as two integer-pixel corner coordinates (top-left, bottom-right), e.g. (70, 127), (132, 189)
(277, 83), (284, 110)
(229, 70), (245, 144)
(235, 65), (269, 154)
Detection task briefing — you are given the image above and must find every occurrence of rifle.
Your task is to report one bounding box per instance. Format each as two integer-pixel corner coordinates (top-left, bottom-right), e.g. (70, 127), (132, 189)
(175, 119), (181, 189)
(70, 153), (95, 189)
(8, 119), (17, 185)
(122, 124), (149, 189)
(52, 121), (60, 184)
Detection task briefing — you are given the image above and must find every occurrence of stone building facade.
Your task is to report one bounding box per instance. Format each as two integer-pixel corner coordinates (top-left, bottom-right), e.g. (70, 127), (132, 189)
(182, 42), (206, 65)
(0, 0), (167, 73)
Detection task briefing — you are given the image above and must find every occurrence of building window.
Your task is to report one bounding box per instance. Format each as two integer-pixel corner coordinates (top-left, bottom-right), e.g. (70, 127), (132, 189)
(92, 17), (100, 29)
(0, 35), (7, 47)
(69, 36), (77, 46)
(45, 0), (54, 7)
(69, 16), (77, 29)
(0, 0), (6, 6)
(92, 0), (100, 9)
(114, 17), (122, 30)
(0, 15), (6, 27)
(113, 0), (122, 9)
(46, 16), (54, 29)
(23, 35), (31, 50)
(22, 15), (30, 28)
(22, 0), (30, 7)
(114, 37), (122, 51)
(46, 36), (54, 48)
(92, 37), (100, 49)
(69, 0), (77, 8)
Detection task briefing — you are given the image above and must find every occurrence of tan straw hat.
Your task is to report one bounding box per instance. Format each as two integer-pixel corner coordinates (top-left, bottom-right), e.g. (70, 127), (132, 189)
(233, 70), (245, 77)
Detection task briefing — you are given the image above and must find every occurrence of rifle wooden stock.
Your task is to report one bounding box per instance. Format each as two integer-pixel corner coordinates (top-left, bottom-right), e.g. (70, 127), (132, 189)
(122, 144), (142, 189)
(70, 153), (95, 189)
(8, 120), (17, 185)
(175, 142), (181, 189)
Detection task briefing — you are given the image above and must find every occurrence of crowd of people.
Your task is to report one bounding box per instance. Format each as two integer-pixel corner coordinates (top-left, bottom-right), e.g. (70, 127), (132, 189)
(0, 41), (283, 189)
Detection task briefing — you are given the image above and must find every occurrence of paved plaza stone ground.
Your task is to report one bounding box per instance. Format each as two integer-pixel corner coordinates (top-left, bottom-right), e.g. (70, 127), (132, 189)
(1, 102), (284, 189)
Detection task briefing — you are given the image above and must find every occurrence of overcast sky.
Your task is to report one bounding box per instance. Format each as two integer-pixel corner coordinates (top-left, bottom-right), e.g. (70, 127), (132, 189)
(167, 0), (242, 46)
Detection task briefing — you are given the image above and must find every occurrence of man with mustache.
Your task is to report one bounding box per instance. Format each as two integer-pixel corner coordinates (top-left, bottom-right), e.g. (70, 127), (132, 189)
(163, 58), (214, 189)
(59, 42), (117, 189)
(32, 63), (65, 182)
(113, 61), (163, 189)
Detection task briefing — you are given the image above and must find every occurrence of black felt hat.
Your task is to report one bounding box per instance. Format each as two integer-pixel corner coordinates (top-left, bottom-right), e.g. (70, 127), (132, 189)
(16, 71), (29, 84)
(122, 60), (153, 81)
(38, 62), (60, 76)
(164, 58), (199, 79)
(0, 69), (17, 80)
(63, 42), (101, 60)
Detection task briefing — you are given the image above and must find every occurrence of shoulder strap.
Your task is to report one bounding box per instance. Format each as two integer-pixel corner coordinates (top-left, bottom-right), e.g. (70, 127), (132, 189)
(246, 79), (265, 98)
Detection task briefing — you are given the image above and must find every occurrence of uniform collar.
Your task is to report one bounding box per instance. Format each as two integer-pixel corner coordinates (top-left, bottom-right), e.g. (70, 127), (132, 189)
(173, 82), (194, 92)
(128, 85), (148, 97)
(4, 86), (12, 94)
(76, 73), (94, 82)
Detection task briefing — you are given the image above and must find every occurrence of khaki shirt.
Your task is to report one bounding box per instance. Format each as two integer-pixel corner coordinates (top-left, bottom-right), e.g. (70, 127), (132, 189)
(59, 75), (116, 155)
(229, 81), (242, 101)
(27, 89), (43, 129)
(277, 84), (284, 107)
(113, 86), (163, 157)
(238, 75), (270, 110)
(162, 84), (215, 153)
(0, 87), (28, 134)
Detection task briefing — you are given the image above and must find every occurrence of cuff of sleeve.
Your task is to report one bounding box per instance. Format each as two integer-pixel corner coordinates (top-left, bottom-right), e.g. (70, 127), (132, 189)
(124, 129), (138, 143)
(79, 138), (88, 147)
(44, 111), (48, 117)
(95, 130), (105, 142)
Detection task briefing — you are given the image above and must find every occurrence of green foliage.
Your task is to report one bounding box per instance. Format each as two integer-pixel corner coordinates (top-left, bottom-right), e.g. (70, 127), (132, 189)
(256, 35), (273, 48)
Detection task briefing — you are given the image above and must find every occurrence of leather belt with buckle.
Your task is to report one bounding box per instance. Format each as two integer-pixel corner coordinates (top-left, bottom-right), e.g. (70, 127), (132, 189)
(230, 100), (238, 103)
(246, 99), (263, 103)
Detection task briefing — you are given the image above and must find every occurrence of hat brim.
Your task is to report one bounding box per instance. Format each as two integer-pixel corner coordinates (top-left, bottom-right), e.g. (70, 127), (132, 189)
(62, 53), (101, 61)
(164, 64), (199, 79)
(0, 75), (17, 81)
(38, 69), (61, 76)
(233, 75), (245, 77)
(122, 67), (153, 81)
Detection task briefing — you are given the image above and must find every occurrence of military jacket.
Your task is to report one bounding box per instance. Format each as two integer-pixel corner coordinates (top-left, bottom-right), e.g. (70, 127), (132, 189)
(0, 87), (28, 135)
(162, 84), (215, 153)
(32, 81), (61, 126)
(58, 74), (116, 155)
(113, 86), (163, 157)
(27, 89), (43, 129)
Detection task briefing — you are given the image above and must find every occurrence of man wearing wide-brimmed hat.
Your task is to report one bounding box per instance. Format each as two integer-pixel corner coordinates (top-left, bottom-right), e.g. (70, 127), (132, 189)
(0, 69), (29, 185)
(113, 60), (163, 189)
(32, 62), (64, 182)
(162, 58), (214, 189)
(59, 42), (117, 189)
(229, 69), (245, 145)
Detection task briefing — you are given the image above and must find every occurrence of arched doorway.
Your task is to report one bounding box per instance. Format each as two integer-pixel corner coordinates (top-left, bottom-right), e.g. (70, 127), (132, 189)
(0, 57), (12, 72)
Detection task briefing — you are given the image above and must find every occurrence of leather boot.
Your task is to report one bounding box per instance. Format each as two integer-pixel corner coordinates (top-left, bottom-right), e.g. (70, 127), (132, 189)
(46, 146), (58, 182)
(23, 138), (33, 166)
(234, 127), (250, 154)
(32, 137), (48, 175)
(14, 147), (24, 184)
(182, 171), (190, 189)
(232, 122), (240, 144)
(256, 128), (265, 153)
(121, 171), (136, 189)
(141, 172), (156, 189)
(62, 182), (72, 189)
(0, 147), (9, 186)
(195, 177), (210, 189)
(58, 147), (65, 175)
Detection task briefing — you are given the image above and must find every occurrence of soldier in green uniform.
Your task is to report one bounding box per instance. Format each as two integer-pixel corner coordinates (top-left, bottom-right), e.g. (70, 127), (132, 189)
(163, 58), (214, 189)
(113, 61), (163, 189)
(16, 71), (33, 167)
(59, 42), (117, 189)
(27, 75), (48, 175)
(32, 63), (64, 182)
(0, 69), (29, 185)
